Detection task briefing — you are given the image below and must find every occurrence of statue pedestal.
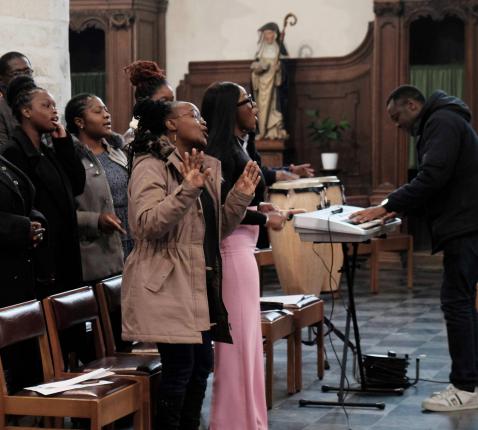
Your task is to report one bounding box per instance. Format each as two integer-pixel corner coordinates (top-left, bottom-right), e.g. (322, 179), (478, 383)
(255, 139), (285, 168)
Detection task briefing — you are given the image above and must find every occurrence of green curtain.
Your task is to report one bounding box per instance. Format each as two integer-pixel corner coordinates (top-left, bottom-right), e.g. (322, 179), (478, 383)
(408, 64), (464, 168)
(71, 72), (106, 102)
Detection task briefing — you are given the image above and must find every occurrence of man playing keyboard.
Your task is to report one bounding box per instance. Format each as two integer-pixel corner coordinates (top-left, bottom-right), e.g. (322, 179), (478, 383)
(351, 85), (478, 413)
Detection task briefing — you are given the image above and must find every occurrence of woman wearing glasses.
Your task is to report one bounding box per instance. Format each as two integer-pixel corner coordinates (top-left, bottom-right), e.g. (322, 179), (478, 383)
(122, 97), (260, 429)
(202, 81), (288, 429)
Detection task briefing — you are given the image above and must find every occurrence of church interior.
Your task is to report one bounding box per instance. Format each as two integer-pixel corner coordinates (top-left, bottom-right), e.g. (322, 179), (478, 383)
(1, 0), (478, 429)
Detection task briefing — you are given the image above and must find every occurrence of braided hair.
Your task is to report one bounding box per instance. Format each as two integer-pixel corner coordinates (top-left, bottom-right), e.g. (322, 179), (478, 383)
(6, 75), (42, 122)
(64, 93), (96, 135)
(124, 60), (168, 101)
(127, 98), (176, 175)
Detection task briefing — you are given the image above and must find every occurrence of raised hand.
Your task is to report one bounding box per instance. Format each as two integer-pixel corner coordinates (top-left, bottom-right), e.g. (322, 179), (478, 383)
(234, 160), (261, 195)
(180, 148), (212, 189)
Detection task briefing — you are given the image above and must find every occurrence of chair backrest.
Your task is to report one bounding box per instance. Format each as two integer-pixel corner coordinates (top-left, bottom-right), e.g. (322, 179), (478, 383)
(43, 286), (106, 376)
(96, 275), (133, 355)
(0, 300), (54, 395)
(0, 301), (45, 349)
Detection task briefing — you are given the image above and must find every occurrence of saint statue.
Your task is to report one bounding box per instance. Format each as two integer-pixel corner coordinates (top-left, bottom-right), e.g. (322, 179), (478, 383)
(251, 22), (289, 140)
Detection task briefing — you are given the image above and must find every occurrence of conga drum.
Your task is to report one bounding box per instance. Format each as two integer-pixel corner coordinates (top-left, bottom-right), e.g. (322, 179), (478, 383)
(268, 177), (344, 295)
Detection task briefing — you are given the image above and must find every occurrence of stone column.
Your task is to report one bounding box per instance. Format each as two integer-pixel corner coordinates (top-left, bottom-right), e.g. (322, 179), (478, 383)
(0, 0), (71, 115)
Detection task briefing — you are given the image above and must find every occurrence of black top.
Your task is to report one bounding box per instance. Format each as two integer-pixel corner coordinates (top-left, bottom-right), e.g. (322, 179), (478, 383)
(220, 136), (267, 225)
(0, 154), (47, 307)
(200, 187), (220, 324)
(200, 187), (219, 270)
(1, 128), (86, 295)
(385, 91), (478, 252)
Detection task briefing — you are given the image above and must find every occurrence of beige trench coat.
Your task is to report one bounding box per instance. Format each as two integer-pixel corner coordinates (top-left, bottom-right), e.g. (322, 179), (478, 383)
(122, 147), (252, 344)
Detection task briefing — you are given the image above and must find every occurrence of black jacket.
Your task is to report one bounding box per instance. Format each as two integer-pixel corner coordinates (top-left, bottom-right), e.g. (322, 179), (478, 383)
(385, 91), (478, 252)
(1, 128), (86, 296)
(0, 154), (47, 306)
(219, 135), (267, 225)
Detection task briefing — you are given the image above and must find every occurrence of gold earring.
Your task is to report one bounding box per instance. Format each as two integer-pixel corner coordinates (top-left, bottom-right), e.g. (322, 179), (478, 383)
(172, 133), (177, 143)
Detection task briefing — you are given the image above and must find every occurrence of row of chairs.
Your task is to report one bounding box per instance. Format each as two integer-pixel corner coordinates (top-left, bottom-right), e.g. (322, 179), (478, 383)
(0, 277), (161, 429)
(1, 273), (327, 425)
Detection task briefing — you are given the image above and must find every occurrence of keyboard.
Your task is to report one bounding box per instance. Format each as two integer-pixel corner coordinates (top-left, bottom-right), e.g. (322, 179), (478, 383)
(293, 205), (401, 236)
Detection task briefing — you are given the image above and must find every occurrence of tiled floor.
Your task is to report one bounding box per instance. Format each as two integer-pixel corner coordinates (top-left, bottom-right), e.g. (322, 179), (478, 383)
(202, 258), (478, 430)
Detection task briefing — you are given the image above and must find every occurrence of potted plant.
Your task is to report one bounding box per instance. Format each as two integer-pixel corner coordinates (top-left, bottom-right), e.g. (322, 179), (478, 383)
(306, 110), (350, 170)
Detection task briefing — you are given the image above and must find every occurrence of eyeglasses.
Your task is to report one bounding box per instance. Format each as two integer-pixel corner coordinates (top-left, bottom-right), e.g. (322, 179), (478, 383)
(8, 67), (34, 78)
(170, 109), (204, 123)
(237, 94), (255, 108)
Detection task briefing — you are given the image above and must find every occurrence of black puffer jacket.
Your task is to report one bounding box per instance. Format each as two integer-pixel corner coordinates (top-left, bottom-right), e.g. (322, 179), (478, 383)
(385, 91), (478, 253)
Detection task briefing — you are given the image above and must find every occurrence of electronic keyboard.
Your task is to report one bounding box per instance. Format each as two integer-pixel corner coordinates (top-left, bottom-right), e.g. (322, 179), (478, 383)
(293, 205), (401, 238)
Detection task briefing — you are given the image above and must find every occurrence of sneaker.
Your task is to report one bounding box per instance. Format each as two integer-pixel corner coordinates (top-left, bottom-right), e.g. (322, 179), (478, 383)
(422, 384), (478, 412)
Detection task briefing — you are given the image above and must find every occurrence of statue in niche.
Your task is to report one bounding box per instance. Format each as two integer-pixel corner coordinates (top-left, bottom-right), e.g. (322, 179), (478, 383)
(251, 21), (291, 140)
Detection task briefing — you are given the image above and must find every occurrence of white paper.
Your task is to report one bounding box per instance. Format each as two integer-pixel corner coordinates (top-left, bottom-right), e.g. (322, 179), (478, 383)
(26, 380), (113, 396)
(25, 368), (115, 395)
(260, 294), (317, 306)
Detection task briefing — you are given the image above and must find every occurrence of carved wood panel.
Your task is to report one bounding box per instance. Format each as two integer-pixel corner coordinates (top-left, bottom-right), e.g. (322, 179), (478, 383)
(177, 25), (374, 197)
(70, 0), (168, 132)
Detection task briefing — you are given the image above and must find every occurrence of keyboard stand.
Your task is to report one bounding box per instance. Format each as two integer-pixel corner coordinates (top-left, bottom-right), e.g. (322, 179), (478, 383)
(298, 239), (403, 411)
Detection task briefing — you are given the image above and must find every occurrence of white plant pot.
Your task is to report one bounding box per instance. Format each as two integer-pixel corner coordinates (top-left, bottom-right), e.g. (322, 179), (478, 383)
(321, 152), (339, 170)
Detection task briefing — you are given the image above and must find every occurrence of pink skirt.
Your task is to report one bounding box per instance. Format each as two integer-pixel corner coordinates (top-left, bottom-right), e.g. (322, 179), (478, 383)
(209, 223), (268, 429)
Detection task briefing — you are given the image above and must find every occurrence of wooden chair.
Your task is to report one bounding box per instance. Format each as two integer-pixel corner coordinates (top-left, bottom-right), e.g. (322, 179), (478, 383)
(289, 300), (325, 392)
(0, 300), (142, 429)
(357, 234), (413, 293)
(260, 311), (295, 409)
(96, 275), (157, 355)
(42, 286), (161, 430)
(255, 248), (274, 297)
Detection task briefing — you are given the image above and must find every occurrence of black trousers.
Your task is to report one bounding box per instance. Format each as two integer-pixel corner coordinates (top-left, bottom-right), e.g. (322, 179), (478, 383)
(441, 233), (478, 391)
(156, 331), (213, 397)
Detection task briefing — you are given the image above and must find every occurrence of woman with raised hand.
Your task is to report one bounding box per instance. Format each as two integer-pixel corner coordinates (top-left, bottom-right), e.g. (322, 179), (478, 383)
(122, 97), (260, 429)
(1, 76), (85, 297)
(202, 81), (289, 430)
(64, 93), (131, 283)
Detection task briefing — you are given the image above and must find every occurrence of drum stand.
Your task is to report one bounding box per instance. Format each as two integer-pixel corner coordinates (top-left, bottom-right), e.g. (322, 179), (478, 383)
(299, 241), (403, 410)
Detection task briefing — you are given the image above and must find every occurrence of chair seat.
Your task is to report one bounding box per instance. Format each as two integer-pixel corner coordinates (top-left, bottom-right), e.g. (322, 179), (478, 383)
(15, 376), (136, 399)
(78, 354), (162, 375)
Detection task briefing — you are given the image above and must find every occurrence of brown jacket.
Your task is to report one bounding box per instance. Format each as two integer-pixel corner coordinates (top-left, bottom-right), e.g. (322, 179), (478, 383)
(122, 143), (252, 344)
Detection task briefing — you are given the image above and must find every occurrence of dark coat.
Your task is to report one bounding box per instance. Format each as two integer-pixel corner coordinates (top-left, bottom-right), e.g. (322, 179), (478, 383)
(0, 154), (46, 306)
(0, 95), (17, 146)
(0, 128), (86, 296)
(385, 91), (478, 252)
(122, 136), (252, 344)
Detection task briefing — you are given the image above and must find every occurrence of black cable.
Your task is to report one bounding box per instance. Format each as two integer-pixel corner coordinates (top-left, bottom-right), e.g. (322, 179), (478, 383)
(326, 213), (352, 429)
(418, 378), (450, 384)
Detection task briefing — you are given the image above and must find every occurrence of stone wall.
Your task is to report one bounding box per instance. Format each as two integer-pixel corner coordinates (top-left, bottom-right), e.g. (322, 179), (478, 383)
(0, 0), (70, 116)
(166, 0), (374, 90)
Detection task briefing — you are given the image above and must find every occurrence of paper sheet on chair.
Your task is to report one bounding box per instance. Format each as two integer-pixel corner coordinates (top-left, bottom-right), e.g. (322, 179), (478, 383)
(25, 368), (115, 395)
